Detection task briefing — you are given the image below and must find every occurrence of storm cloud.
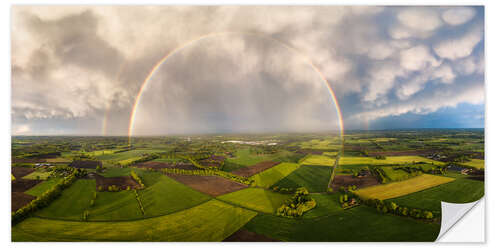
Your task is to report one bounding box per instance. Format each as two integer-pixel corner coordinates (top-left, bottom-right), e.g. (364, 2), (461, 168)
(11, 6), (484, 135)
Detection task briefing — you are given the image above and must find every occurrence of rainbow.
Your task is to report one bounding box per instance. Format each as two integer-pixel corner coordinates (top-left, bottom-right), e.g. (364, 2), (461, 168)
(127, 32), (344, 144)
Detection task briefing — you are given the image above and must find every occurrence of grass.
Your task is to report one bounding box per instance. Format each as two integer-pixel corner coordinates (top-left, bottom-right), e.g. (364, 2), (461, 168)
(225, 148), (300, 167)
(22, 171), (52, 180)
(225, 148), (273, 166)
(271, 165), (332, 193)
(12, 200), (257, 242)
(99, 167), (133, 177)
(354, 174), (455, 200)
(118, 156), (143, 166)
(303, 193), (344, 218)
(299, 155), (335, 166)
(36, 179), (96, 220)
(461, 159), (484, 169)
(250, 163), (301, 188)
(222, 161), (245, 172)
(217, 188), (291, 214)
(340, 156), (443, 166)
(95, 149), (164, 162)
(322, 152), (337, 157)
(388, 177), (484, 211)
(88, 190), (143, 221)
(25, 177), (62, 197)
(243, 205), (440, 241)
(138, 171), (212, 217)
(299, 139), (341, 150)
(85, 150), (119, 157)
(380, 167), (413, 182)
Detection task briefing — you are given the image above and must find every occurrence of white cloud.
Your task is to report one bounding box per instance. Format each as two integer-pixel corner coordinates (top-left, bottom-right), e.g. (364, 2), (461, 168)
(432, 64), (456, 84)
(397, 8), (442, 31)
(400, 45), (441, 71)
(442, 7), (476, 26)
(10, 6), (484, 134)
(433, 26), (483, 60)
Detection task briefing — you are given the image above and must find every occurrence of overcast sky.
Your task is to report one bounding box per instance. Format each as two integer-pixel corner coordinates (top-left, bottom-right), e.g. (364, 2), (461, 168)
(11, 6), (484, 135)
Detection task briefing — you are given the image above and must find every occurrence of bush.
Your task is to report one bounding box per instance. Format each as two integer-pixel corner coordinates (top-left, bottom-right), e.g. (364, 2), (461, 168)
(276, 187), (316, 217)
(130, 170), (145, 189)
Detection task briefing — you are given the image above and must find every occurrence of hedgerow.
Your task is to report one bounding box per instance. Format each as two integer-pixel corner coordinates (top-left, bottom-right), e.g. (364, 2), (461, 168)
(340, 189), (437, 221)
(130, 170), (145, 189)
(12, 168), (79, 225)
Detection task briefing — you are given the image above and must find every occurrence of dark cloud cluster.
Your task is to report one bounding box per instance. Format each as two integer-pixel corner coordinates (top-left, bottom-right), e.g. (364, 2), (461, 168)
(11, 6), (484, 135)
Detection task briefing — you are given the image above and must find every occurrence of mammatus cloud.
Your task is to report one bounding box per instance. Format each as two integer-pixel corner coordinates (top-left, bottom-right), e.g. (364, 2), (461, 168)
(11, 6), (484, 135)
(433, 25), (483, 60)
(442, 7), (476, 26)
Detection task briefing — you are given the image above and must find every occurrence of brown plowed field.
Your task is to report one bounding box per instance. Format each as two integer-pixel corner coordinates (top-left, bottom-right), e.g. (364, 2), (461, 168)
(12, 167), (35, 178)
(95, 174), (141, 190)
(12, 192), (36, 212)
(12, 158), (46, 164)
(166, 174), (247, 196)
(12, 179), (42, 192)
(331, 174), (380, 191)
(231, 161), (280, 177)
(223, 229), (280, 242)
(135, 161), (198, 170)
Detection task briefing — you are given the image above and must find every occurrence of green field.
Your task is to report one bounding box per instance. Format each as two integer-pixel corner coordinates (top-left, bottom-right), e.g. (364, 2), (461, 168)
(138, 171), (211, 217)
(461, 159), (484, 169)
(12, 200), (257, 242)
(22, 171), (52, 180)
(217, 188), (291, 214)
(355, 174), (455, 200)
(250, 163), (301, 188)
(244, 205), (440, 241)
(225, 148), (274, 166)
(381, 167), (415, 182)
(118, 156), (143, 166)
(340, 156), (443, 166)
(25, 177), (62, 197)
(88, 190), (143, 221)
(86, 149), (120, 157)
(299, 139), (341, 150)
(303, 193), (344, 218)
(96, 149), (164, 162)
(388, 178), (484, 211)
(300, 155), (335, 166)
(272, 165), (332, 192)
(322, 151), (337, 157)
(36, 179), (96, 220)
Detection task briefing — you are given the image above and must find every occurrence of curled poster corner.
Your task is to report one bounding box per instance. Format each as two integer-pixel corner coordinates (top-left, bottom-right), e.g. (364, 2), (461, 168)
(436, 198), (484, 241)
